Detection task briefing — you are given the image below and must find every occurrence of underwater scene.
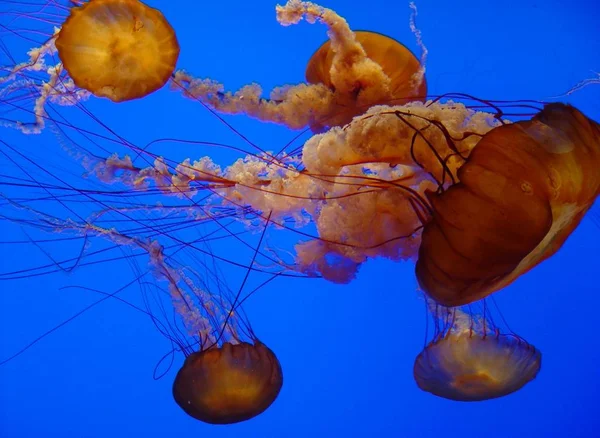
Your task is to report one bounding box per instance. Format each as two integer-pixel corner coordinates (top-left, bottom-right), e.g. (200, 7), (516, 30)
(0, 0), (599, 437)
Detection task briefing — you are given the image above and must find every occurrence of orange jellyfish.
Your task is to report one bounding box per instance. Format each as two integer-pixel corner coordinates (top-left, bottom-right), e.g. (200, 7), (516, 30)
(306, 30), (427, 131)
(133, 237), (282, 425)
(414, 304), (541, 401)
(18, 222), (284, 424)
(173, 340), (283, 424)
(7, 1), (597, 305)
(55, 0), (180, 102)
(174, 1), (426, 131)
(0, 136), (285, 423)
(416, 103), (600, 307)
(135, 237), (283, 424)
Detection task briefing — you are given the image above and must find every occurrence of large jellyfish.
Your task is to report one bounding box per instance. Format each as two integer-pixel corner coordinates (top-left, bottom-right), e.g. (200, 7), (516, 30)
(416, 103), (600, 307)
(414, 303), (541, 401)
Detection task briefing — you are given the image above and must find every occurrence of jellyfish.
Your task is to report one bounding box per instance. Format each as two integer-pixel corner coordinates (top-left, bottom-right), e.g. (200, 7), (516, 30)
(6, 6), (598, 298)
(134, 231), (283, 424)
(1, 0), (599, 432)
(82, 99), (504, 283)
(140, 232), (283, 424)
(54, 0), (180, 101)
(304, 30), (427, 131)
(2, 0), (474, 290)
(0, 216), (284, 424)
(414, 303), (541, 401)
(0, 0), (179, 133)
(173, 340), (283, 424)
(173, 1), (426, 131)
(140, 232), (284, 424)
(416, 103), (600, 307)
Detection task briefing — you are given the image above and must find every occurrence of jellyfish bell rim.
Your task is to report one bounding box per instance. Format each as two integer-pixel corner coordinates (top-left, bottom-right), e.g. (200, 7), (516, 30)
(413, 332), (542, 402)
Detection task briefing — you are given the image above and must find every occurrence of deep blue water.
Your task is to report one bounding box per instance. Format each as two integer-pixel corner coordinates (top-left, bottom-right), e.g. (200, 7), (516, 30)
(1, 1), (599, 437)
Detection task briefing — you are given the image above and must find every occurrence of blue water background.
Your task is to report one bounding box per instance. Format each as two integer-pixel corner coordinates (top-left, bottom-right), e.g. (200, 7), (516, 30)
(0, 0), (599, 437)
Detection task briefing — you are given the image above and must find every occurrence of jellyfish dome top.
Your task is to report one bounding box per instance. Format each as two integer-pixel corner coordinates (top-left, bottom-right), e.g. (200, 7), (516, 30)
(55, 0), (180, 102)
(416, 103), (600, 307)
(173, 340), (283, 424)
(414, 306), (541, 401)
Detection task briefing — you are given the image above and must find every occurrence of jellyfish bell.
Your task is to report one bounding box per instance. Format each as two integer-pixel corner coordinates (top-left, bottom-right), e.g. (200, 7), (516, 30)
(55, 0), (180, 102)
(416, 103), (600, 307)
(306, 30), (427, 130)
(414, 304), (541, 401)
(414, 331), (541, 401)
(173, 340), (283, 424)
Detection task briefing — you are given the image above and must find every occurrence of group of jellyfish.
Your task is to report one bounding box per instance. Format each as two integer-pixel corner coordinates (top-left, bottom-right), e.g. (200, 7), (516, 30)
(1, 0), (599, 425)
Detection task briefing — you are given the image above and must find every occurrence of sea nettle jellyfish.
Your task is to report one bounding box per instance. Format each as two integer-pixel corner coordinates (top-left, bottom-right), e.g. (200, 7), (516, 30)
(148, 234), (283, 424)
(3, 0), (599, 336)
(416, 103), (600, 307)
(2, 0), (179, 115)
(55, 0), (179, 101)
(414, 302), (541, 401)
(174, 340), (283, 424)
(0, 0), (597, 428)
(0, 214), (283, 423)
(4, 2), (598, 306)
(168, 0), (600, 299)
(173, 0), (427, 131)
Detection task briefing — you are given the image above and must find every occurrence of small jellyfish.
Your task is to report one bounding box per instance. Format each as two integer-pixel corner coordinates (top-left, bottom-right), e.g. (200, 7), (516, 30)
(55, 0), (180, 101)
(126, 236), (284, 425)
(414, 305), (541, 401)
(34, 226), (284, 424)
(416, 103), (600, 306)
(173, 340), (283, 424)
